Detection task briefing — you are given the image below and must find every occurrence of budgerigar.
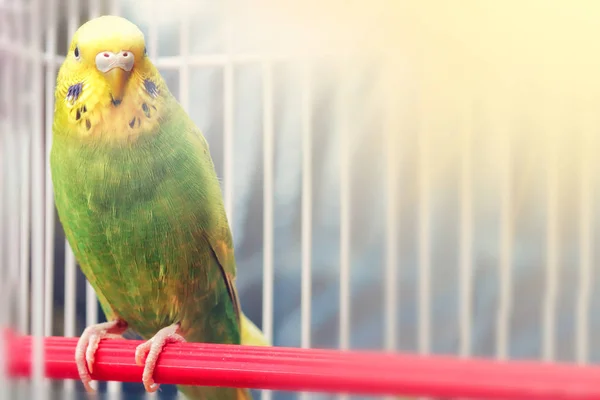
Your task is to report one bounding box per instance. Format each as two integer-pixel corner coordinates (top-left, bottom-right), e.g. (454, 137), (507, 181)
(50, 15), (268, 400)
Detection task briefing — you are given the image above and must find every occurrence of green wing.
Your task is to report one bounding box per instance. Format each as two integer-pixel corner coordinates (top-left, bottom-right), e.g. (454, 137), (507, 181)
(180, 104), (242, 329)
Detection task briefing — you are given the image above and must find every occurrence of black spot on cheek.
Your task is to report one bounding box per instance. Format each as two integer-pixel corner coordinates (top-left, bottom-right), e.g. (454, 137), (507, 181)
(142, 103), (151, 118)
(76, 109), (81, 120)
(143, 79), (159, 97)
(129, 117), (136, 128)
(85, 119), (91, 130)
(82, 105), (87, 113)
(66, 83), (83, 102)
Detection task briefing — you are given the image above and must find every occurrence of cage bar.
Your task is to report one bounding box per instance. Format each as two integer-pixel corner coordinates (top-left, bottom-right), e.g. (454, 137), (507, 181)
(576, 118), (593, 364)
(3, 48), (370, 69)
(338, 74), (351, 353)
(29, 0), (46, 396)
(0, 48), (12, 400)
(300, 63), (313, 351)
(542, 126), (559, 362)
(261, 60), (274, 400)
(43, 0), (57, 343)
(88, 0), (99, 19)
(337, 69), (351, 400)
(384, 71), (399, 354)
(0, 152), (6, 400)
(110, 0), (120, 15)
(417, 80), (431, 356)
(459, 95), (473, 357)
(17, 4), (31, 339)
(147, 3), (158, 61)
(18, 133), (31, 336)
(63, 0), (80, 394)
(3, 38), (20, 400)
(178, 4), (190, 112)
(223, 0), (234, 230)
(496, 122), (513, 360)
(299, 62), (313, 400)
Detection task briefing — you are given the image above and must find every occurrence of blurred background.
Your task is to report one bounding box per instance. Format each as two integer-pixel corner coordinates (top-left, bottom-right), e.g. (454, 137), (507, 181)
(2, 0), (600, 399)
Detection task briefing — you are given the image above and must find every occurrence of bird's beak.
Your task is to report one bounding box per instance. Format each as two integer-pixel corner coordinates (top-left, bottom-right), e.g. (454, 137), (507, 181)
(104, 68), (130, 105)
(95, 50), (135, 105)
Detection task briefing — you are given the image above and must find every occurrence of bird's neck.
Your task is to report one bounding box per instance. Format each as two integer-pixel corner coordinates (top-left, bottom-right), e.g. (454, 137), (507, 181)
(54, 71), (169, 145)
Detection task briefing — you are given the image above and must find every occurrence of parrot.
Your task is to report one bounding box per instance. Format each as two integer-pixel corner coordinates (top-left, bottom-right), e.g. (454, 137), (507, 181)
(50, 15), (268, 399)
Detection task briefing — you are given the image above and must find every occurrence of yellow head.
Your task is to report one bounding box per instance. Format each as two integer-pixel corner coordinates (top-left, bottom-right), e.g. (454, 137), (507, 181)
(55, 15), (166, 142)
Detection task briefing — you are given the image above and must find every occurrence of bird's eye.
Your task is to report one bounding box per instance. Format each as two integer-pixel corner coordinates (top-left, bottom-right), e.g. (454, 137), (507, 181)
(74, 46), (80, 59)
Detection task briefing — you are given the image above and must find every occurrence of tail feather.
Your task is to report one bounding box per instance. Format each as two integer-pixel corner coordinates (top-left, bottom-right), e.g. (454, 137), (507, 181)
(241, 312), (270, 347)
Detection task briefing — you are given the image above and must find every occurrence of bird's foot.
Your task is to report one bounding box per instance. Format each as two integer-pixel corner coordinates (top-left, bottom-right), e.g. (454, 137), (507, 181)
(75, 319), (128, 393)
(135, 323), (186, 393)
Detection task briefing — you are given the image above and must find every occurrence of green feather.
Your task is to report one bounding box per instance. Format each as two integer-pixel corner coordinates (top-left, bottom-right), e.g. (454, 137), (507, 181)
(51, 89), (255, 400)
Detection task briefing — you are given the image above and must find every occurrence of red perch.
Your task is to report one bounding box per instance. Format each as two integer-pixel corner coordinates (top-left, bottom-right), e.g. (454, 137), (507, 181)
(4, 331), (600, 399)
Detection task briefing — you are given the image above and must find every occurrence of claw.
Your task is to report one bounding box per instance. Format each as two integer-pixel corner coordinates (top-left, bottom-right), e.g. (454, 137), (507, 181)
(74, 320), (127, 393)
(135, 323), (186, 393)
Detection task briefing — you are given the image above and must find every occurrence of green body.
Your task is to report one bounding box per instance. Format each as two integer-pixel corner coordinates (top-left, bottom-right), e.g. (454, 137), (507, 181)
(51, 97), (249, 400)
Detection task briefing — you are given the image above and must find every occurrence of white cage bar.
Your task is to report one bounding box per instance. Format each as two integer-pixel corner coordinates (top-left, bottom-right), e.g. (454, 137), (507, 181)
(458, 93), (473, 358)
(261, 60), (274, 400)
(576, 116), (593, 365)
(496, 119), (513, 361)
(542, 125), (559, 362)
(417, 81), (431, 357)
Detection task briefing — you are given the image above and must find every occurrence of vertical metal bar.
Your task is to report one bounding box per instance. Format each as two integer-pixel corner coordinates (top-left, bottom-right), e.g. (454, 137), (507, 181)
(384, 122), (399, 351)
(0, 61), (9, 400)
(88, 0), (100, 19)
(4, 38), (19, 400)
(0, 106), (4, 396)
(63, 0), (79, 393)
(67, 0), (79, 44)
(110, 0), (120, 15)
(339, 72), (351, 355)
(380, 58), (400, 400)
(459, 95), (473, 357)
(17, 0), (30, 340)
(261, 60), (274, 400)
(299, 62), (313, 400)
(85, 285), (98, 329)
(18, 133), (30, 335)
(0, 121), (4, 316)
(337, 65), (351, 400)
(44, 0), (57, 342)
(30, 0), (46, 395)
(384, 76), (399, 354)
(417, 80), (431, 356)
(223, 0), (234, 230)
(496, 120), (512, 360)
(576, 119), (592, 364)
(542, 126), (558, 362)
(300, 63), (312, 350)
(147, 3), (158, 61)
(179, 5), (189, 111)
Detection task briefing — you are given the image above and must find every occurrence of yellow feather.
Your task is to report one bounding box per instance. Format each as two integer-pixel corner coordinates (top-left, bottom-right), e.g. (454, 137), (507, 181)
(241, 313), (271, 347)
(53, 15), (167, 144)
